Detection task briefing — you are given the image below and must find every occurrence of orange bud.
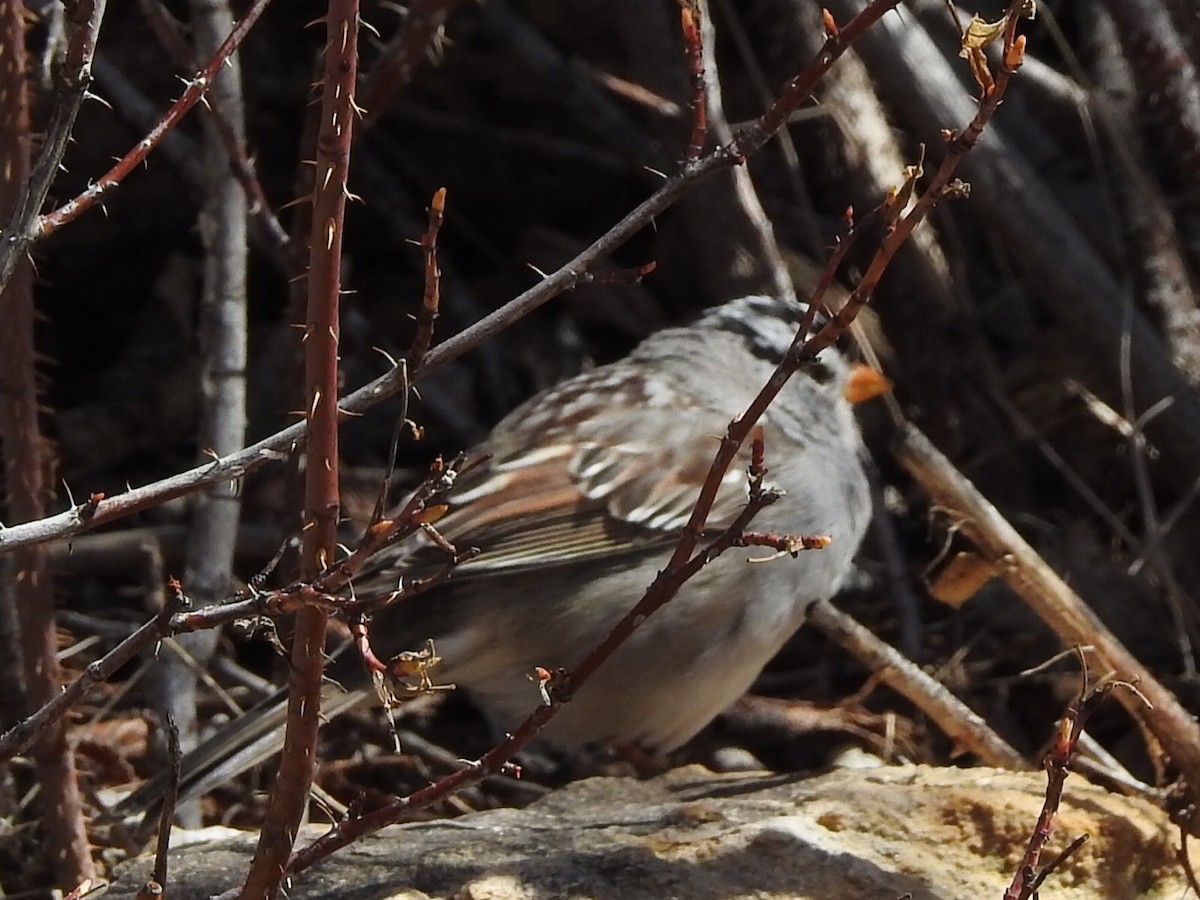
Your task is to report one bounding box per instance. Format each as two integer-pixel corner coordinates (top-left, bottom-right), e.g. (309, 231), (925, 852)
(416, 504), (449, 524)
(843, 363), (891, 404)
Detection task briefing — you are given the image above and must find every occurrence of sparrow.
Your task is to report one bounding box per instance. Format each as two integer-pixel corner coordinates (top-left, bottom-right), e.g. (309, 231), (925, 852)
(122, 293), (875, 810)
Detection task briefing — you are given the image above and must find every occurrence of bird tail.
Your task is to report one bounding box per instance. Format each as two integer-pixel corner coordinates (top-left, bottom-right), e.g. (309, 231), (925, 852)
(114, 678), (371, 818)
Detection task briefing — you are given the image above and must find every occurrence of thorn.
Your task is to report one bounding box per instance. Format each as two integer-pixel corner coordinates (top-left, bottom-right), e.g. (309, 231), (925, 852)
(83, 90), (113, 110)
(373, 346), (399, 367)
(526, 262), (549, 279)
(279, 194), (312, 211)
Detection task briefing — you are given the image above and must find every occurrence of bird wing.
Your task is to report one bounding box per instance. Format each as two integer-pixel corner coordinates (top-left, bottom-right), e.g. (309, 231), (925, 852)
(420, 365), (756, 577)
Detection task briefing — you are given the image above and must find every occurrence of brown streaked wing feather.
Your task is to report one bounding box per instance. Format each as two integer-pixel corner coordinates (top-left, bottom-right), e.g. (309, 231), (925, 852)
(427, 409), (757, 577)
(432, 443), (675, 577)
(574, 436), (750, 533)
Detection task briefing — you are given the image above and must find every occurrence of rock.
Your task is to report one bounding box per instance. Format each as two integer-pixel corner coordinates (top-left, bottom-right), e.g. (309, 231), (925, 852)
(109, 764), (1187, 899)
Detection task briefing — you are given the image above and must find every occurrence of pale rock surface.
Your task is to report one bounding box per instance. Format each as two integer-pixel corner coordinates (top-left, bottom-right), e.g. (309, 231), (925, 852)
(110, 764), (1187, 899)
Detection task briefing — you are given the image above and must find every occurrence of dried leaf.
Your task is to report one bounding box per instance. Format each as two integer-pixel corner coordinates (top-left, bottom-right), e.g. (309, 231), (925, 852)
(928, 551), (999, 608)
(962, 15), (1006, 52)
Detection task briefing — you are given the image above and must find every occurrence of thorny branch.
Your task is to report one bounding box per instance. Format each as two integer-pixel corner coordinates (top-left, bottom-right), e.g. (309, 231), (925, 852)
(266, 0), (1029, 878)
(678, 0), (707, 160)
(407, 187), (446, 367)
(359, 0), (468, 125)
(0, 453), (464, 762)
(1005, 653), (1143, 900)
(0, 0), (107, 295)
(0, 0), (273, 293)
(133, 0), (292, 268)
(0, 0), (901, 557)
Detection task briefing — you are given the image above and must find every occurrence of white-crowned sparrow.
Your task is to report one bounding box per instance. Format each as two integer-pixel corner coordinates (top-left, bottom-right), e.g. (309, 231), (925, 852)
(127, 293), (873, 809)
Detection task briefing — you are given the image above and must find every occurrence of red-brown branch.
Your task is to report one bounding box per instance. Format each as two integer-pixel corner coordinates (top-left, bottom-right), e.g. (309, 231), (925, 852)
(0, 0), (94, 884)
(1005, 664), (1132, 900)
(0, 454), (465, 763)
(407, 187), (446, 366)
(678, 0), (707, 160)
(0, 0), (106, 294)
(31, 0), (272, 240)
(269, 0), (1028, 877)
(359, 0), (467, 126)
(133, 0), (292, 270)
(0, 0), (899, 556)
(281, 482), (783, 876)
(239, 0), (359, 895)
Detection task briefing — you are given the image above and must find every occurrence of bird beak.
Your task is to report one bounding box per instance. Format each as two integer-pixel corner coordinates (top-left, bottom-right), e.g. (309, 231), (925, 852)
(843, 363), (891, 404)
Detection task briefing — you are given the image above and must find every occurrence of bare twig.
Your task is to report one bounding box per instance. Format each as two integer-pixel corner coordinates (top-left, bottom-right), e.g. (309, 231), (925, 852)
(360, 0), (467, 126)
(1180, 831), (1200, 895)
(800, 1), (1030, 362)
(1006, 657), (1138, 900)
(274, 4), (1026, 875)
(240, 1), (359, 892)
(132, 0), (292, 269)
(64, 880), (101, 900)
(151, 715), (181, 890)
(696, 0), (795, 304)
(833, 0), (1200, 501)
(407, 187), (446, 366)
(0, 1), (93, 884)
(0, 592), (176, 761)
(0, 0), (107, 295)
(895, 422), (1200, 834)
(146, 0), (251, 829)
(12, 0), (271, 249)
(807, 598), (1027, 769)
(0, 0), (901, 557)
(678, 0), (706, 160)
(280, 464), (787, 879)
(0, 454), (464, 763)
